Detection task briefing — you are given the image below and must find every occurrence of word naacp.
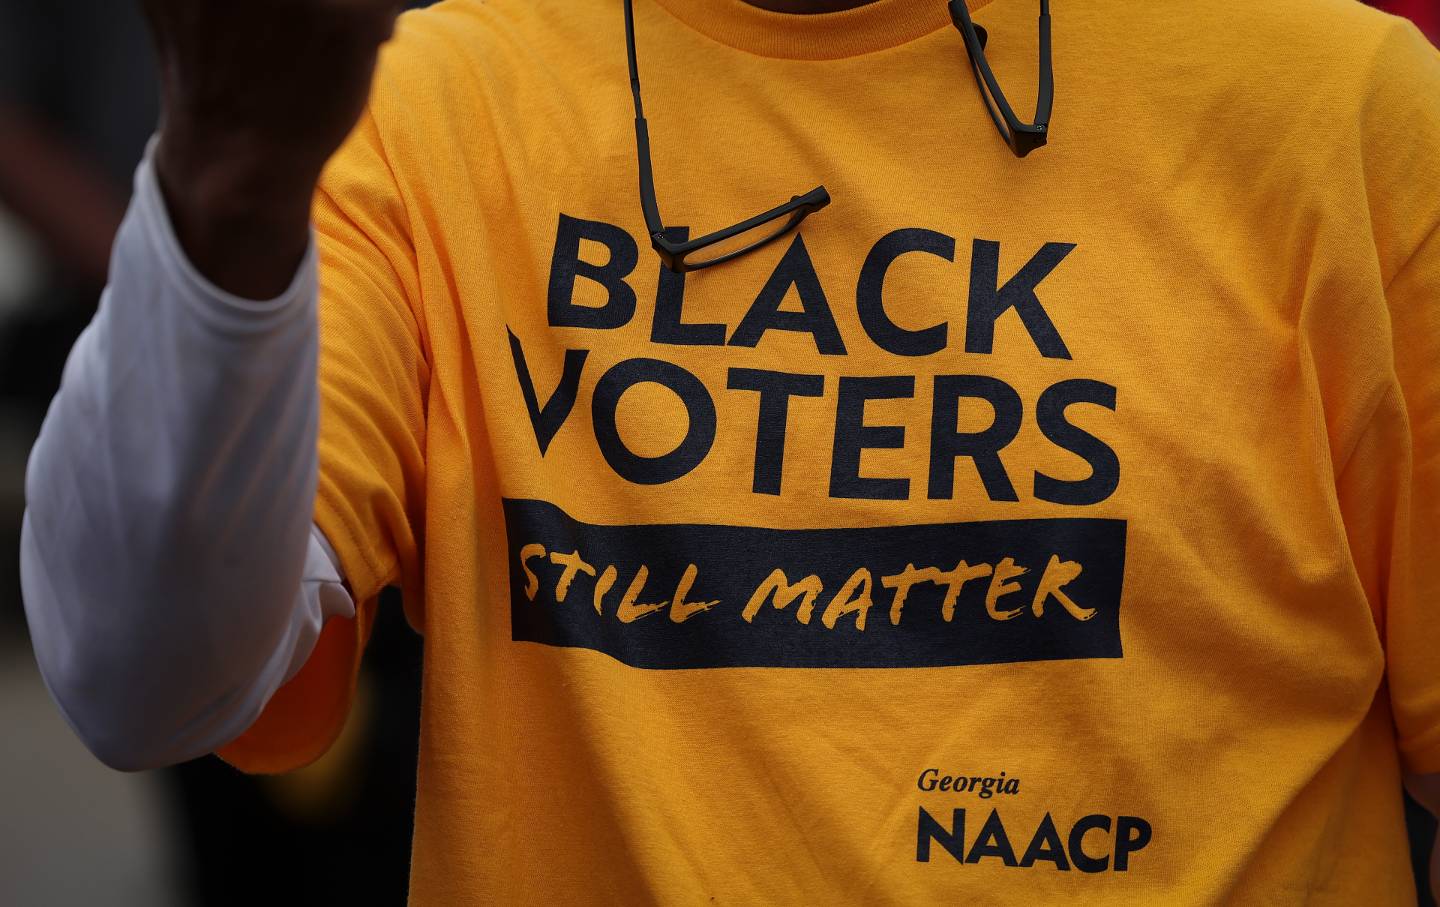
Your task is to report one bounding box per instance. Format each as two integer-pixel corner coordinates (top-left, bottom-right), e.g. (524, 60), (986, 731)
(518, 542), (1095, 630)
(508, 214), (1120, 504)
(917, 807), (1152, 872)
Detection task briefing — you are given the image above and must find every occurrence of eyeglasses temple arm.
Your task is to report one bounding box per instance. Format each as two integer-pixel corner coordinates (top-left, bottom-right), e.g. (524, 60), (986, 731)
(623, 0), (665, 236)
(1034, 0), (1053, 124)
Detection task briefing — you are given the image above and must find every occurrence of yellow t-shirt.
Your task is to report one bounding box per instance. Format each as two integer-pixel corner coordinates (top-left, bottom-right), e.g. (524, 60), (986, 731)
(218, 0), (1440, 902)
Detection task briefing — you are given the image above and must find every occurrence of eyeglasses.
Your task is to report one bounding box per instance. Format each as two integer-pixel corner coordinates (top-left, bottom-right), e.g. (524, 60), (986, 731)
(622, 0), (830, 273)
(949, 0), (1053, 158)
(623, 0), (1054, 273)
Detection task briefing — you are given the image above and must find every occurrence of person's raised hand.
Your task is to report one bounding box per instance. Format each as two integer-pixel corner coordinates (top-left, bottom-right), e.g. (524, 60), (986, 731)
(141, 0), (404, 298)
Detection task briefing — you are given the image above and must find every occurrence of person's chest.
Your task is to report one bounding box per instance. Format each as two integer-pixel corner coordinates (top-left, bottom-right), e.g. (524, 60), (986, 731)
(407, 134), (1373, 673)
(376, 0), (1384, 683)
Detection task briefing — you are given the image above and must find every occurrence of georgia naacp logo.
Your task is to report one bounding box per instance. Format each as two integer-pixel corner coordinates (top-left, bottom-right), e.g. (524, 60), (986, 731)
(914, 768), (1153, 872)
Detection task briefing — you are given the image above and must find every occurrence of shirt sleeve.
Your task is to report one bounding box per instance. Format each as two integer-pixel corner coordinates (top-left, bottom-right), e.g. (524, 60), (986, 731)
(20, 140), (355, 772)
(216, 103), (429, 774)
(1333, 20), (1440, 776)
(1343, 223), (1440, 776)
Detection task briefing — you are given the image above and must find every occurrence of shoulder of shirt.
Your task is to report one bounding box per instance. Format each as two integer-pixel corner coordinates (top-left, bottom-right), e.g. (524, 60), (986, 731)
(373, 0), (615, 84)
(1092, 0), (1438, 149)
(1193, 0), (1439, 279)
(1187, 0), (1432, 78)
(358, 0), (618, 144)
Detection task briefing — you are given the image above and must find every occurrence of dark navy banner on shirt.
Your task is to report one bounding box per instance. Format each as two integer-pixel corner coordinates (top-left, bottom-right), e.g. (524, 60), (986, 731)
(503, 497), (1127, 670)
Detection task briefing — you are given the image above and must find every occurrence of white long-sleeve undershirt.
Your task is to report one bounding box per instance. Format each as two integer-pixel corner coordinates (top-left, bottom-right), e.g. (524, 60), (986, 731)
(20, 142), (354, 772)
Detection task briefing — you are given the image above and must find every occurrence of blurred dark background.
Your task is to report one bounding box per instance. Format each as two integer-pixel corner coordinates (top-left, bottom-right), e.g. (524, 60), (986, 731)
(0, 1), (1434, 904)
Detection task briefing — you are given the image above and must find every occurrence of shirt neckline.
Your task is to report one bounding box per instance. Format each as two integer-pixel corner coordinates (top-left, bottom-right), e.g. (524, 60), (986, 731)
(649, 0), (996, 61)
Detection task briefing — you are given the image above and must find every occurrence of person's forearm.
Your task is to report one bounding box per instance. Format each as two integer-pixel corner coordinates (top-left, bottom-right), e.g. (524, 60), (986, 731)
(20, 144), (347, 771)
